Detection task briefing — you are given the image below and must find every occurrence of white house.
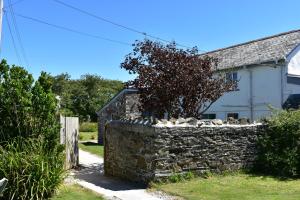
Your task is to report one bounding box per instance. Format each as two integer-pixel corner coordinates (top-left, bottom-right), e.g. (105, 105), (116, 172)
(97, 29), (300, 132)
(202, 29), (300, 121)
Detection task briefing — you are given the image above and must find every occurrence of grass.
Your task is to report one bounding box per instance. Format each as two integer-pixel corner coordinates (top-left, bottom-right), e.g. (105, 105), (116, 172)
(79, 131), (98, 141)
(79, 122), (98, 132)
(153, 173), (300, 200)
(79, 142), (104, 157)
(52, 184), (104, 200)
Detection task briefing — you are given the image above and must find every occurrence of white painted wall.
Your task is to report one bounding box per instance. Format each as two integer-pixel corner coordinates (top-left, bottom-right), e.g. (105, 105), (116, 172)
(206, 65), (284, 121)
(285, 45), (300, 97)
(205, 44), (300, 121)
(287, 44), (300, 76)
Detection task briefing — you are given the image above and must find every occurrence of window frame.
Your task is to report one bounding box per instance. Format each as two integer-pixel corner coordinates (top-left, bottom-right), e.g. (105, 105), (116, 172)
(201, 113), (216, 119)
(225, 71), (239, 91)
(227, 113), (239, 120)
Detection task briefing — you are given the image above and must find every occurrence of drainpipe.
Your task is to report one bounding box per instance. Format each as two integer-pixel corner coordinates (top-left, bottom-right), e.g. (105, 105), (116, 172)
(280, 64), (284, 107)
(249, 69), (254, 122)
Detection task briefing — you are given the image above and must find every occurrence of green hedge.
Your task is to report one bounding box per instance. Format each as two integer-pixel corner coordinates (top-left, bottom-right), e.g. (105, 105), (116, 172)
(0, 138), (65, 200)
(0, 60), (65, 199)
(255, 110), (300, 177)
(80, 122), (98, 132)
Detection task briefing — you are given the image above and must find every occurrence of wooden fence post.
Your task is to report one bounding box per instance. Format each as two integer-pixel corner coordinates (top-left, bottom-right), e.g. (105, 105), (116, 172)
(60, 116), (79, 169)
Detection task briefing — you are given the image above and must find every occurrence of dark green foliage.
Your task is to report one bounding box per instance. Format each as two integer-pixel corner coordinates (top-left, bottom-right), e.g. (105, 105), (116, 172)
(51, 73), (124, 122)
(0, 61), (34, 141)
(255, 110), (300, 177)
(79, 122), (97, 132)
(0, 138), (65, 200)
(0, 60), (65, 199)
(0, 61), (59, 145)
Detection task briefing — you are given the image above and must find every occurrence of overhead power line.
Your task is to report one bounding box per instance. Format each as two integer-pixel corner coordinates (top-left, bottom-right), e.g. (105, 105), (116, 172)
(13, 12), (132, 46)
(51, 0), (193, 49)
(7, 0), (29, 67)
(4, 0), (26, 9)
(4, 12), (22, 65)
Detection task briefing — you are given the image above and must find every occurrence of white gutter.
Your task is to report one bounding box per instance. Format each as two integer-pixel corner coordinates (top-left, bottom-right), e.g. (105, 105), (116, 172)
(249, 69), (254, 122)
(280, 65), (285, 106)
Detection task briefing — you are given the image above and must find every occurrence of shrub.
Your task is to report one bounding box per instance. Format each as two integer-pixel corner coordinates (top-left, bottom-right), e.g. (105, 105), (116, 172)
(80, 122), (97, 132)
(0, 60), (59, 147)
(255, 110), (300, 177)
(168, 172), (195, 183)
(0, 60), (65, 199)
(0, 138), (65, 200)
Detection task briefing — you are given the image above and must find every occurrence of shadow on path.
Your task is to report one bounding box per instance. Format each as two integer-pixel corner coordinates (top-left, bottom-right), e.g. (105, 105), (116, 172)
(74, 162), (147, 191)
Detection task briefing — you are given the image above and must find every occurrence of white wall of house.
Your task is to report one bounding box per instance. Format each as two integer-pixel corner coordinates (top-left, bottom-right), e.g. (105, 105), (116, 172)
(206, 65), (287, 121)
(285, 45), (300, 96)
(206, 46), (300, 121)
(287, 44), (300, 76)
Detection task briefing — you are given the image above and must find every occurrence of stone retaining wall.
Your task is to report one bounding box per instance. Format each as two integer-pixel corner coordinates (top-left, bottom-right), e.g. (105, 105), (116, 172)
(104, 121), (265, 183)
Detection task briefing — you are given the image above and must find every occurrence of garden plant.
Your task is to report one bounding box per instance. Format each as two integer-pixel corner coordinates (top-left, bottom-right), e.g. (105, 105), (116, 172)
(0, 60), (65, 200)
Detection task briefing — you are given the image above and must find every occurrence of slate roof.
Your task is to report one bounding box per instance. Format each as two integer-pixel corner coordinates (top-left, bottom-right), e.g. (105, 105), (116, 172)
(202, 29), (300, 70)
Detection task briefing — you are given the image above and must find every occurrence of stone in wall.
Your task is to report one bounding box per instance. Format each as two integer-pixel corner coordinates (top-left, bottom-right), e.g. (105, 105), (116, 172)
(104, 120), (265, 183)
(97, 91), (141, 144)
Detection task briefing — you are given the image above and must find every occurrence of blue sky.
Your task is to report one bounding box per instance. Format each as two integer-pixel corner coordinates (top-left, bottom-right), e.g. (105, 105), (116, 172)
(1, 0), (300, 81)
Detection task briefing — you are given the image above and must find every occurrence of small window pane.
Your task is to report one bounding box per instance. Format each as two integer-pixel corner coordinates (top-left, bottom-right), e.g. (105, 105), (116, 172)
(225, 71), (238, 91)
(226, 73), (232, 82)
(202, 114), (216, 119)
(232, 72), (238, 81)
(227, 113), (238, 119)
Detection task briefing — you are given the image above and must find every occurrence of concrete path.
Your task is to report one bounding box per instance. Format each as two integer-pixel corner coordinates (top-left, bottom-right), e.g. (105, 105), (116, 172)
(73, 149), (171, 200)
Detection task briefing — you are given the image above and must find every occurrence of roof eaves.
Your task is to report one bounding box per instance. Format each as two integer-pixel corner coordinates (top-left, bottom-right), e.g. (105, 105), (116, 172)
(200, 29), (300, 56)
(96, 88), (138, 115)
(215, 58), (286, 72)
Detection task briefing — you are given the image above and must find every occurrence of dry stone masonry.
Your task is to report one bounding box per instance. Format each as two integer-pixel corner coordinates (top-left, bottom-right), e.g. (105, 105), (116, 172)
(104, 119), (265, 183)
(97, 90), (140, 144)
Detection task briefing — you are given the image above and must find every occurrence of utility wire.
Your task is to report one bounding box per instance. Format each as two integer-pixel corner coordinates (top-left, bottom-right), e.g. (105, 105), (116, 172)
(51, 0), (193, 49)
(3, 0), (26, 9)
(13, 12), (132, 46)
(7, 0), (29, 67)
(4, 12), (22, 65)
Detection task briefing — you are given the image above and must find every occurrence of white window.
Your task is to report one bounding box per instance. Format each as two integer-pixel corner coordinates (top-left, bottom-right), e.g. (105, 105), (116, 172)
(226, 71), (238, 82)
(225, 71), (238, 91)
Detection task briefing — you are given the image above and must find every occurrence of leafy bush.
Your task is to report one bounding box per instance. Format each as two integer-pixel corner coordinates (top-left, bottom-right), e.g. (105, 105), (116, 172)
(0, 60), (65, 199)
(0, 60), (59, 146)
(80, 122), (97, 132)
(255, 110), (300, 177)
(0, 138), (65, 200)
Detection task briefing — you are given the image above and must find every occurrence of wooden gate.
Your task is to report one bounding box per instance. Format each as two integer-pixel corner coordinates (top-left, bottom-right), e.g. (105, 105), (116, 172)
(60, 116), (79, 169)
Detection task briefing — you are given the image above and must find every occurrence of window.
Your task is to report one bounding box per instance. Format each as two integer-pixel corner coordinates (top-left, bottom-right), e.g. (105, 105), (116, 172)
(226, 72), (238, 82)
(226, 71), (239, 91)
(227, 113), (239, 119)
(201, 114), (216, 119)
(282, 94), (300, 109)
(287, 76), (300, 85)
